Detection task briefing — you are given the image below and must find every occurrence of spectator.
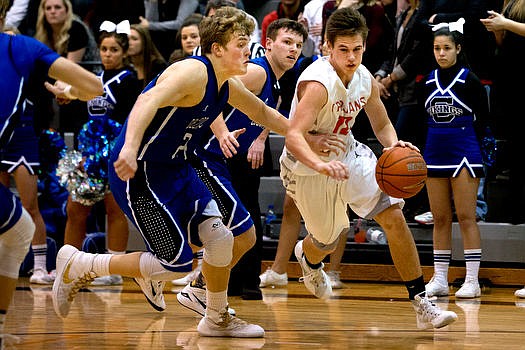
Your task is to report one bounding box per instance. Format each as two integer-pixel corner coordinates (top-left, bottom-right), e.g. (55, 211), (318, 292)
(481, 1), (525, 294)
(128, 24), (167, 87)
(140, 0), (199, 60)
(374, 0), (433, 219)
(168, 13), (203, 64)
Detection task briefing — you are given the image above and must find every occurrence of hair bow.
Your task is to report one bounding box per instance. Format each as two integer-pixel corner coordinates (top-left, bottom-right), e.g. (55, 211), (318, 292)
(99, 20), (131, 34)
(432, 17), (465, 34)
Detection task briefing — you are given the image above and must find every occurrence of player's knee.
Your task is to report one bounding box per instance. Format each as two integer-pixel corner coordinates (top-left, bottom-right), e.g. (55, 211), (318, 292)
(0, 209), (35, 278)
(310, 234), (339, 254)
(199, 217), (233, 267)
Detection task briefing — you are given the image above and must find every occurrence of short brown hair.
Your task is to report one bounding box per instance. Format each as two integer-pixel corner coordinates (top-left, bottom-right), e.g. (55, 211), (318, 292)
(325, 7), (368, 46)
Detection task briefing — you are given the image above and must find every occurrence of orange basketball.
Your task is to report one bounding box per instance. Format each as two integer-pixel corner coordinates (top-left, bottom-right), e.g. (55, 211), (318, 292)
(375, 147), (427, 198)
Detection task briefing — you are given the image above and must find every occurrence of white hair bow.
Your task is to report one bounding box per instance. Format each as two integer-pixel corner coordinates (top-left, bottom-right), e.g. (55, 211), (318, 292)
(99, 20), (131, 34)
(432, 17), (465, 34)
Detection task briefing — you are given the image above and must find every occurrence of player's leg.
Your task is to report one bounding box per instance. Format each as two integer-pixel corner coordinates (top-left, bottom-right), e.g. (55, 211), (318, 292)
(91, 194), (129, 286)
(327, 229), (348, 289)
(0, 205), (35, 344)
(451, 169), (482, 298)
(425, 177), (453, 296)
(64, 197), (92, 249)
(260, 194), (300, 287)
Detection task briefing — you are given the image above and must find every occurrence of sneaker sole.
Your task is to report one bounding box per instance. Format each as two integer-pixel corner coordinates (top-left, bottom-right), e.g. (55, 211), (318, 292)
(432, 313), (458, 328)
(177, 291), (205, 316)
(133, 278), (166, 312)
(52, 245), (80, 318)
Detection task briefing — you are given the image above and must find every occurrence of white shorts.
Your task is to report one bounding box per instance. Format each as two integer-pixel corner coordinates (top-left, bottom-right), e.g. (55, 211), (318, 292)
(280, 141), (404, 245)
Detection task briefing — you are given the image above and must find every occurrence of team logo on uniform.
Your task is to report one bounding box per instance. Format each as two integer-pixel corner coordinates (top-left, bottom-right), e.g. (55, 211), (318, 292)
(427, 96), (463, 123)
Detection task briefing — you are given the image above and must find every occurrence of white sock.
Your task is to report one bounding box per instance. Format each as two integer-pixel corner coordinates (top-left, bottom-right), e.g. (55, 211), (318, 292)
(464, 249), (481, 281)
(91, 254), (112, 276)
(433, 249), (451, 284)
(108, 249), (125, 255)
(32, 244), (47, 271)
(206, 290), (228, 319)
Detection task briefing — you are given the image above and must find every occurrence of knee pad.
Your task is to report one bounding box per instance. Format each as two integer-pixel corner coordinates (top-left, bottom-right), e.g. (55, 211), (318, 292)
(198, 217), (233, 267)
(139, 252), (183, 280)
(0, 209), (35, 278)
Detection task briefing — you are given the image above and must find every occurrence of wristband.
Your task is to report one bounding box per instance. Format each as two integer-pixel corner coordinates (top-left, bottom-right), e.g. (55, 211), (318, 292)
(63, 85), (78, 100)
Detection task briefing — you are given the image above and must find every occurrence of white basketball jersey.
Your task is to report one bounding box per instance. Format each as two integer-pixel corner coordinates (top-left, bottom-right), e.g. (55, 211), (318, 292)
(280, 57), (372, 175)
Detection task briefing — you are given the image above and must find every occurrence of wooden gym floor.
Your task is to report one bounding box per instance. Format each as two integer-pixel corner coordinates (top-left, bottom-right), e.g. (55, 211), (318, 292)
(5, 275), (525, 350)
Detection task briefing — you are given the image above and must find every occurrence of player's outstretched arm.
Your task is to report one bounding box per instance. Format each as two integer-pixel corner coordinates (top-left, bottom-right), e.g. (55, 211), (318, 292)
(115, 60), (207, 181)
(46, 57), (103, 100)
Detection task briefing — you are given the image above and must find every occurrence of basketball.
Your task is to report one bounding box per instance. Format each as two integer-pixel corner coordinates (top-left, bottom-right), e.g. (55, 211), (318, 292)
(375, 147), (427, 198)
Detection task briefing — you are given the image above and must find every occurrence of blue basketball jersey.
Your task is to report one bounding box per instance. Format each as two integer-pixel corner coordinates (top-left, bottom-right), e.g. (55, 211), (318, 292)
(201, 56), (279, 157)
(112, 56), (229, 165)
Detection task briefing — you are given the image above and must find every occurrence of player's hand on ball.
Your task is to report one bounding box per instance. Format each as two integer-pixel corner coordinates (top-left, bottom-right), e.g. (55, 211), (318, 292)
(316, 160), (349, 180)
(384, 140), (420, 153)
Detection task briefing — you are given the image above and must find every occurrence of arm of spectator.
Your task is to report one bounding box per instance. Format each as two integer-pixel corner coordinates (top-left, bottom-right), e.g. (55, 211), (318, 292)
(145, 0), (199, 31)
(481, 10), (525, 42)
(5, 0), (29, 29)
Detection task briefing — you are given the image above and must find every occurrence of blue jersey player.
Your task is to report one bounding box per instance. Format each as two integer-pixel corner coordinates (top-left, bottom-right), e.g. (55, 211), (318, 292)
(0, 0), (102, 345)
(175, 18), (308, 309)
(52, 7), (288, 338)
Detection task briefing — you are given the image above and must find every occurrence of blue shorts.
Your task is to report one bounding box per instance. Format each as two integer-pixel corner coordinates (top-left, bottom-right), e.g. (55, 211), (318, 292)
(108, 159), (221, 273)
(191, 151), (254, 236)
(0, 184), (23, 234)
(0, 123), (40, 174)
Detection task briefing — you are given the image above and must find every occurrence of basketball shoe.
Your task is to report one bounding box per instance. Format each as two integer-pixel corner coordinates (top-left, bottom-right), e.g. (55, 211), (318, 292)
(515, 287), (525, 298)
(425, 276), (449, 297)
(259, 269), (288, 288)
(327, 270), (344, 289)
(197, 308), (264, 337)
(29, 267), (54, 285)
(294, 241), (332, 299)
(414, 211), (434, 225)
(177, 281), (236, 316)
(91, 274), (123, 286)
(172, 262), (202, 286)
(455, 278), (481, 298)
(412, 293), (458, 329)
(52, 245), (97, 318)
(134, 277), (166, 312)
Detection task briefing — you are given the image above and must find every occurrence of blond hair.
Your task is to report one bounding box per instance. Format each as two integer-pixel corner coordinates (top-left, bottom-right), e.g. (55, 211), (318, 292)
(504, 0), (525, 22)
(35, 0), (74, 55)
(199, 7), (254, 55)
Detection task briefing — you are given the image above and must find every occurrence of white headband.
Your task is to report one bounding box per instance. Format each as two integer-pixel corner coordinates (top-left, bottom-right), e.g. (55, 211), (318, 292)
(99, 20), (131, 35)
(432, 17), (465, 34)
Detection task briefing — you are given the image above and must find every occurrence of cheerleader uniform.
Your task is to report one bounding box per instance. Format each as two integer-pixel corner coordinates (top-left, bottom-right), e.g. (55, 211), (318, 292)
(422, 64), (488, 178)
(63, 67), (140, 205)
